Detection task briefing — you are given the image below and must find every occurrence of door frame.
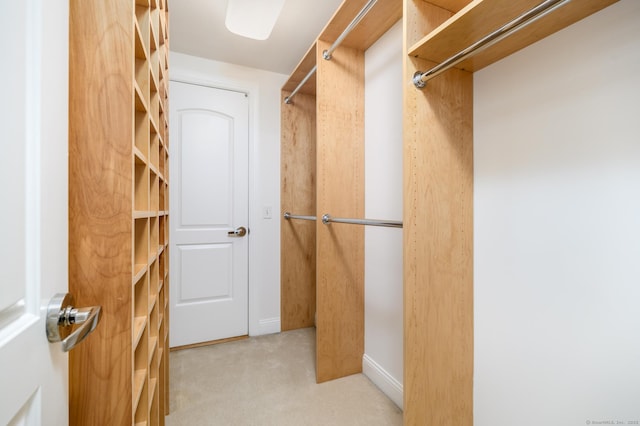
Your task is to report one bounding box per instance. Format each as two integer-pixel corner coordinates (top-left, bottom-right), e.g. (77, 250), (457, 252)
(169, 71), (263, 336)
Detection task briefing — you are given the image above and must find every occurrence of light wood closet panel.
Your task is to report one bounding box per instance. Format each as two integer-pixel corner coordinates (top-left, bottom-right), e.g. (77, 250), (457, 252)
(403, 4), (473, 424)
(315, 40), (365, 383)
(280, 0), (402, 384)
(402, 0), (618, 424)
(69, 0), (170, 424)
(281, 89), (317, 331)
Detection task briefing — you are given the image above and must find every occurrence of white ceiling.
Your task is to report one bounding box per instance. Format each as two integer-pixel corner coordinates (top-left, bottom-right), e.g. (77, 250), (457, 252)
(169, 0), (345, 75)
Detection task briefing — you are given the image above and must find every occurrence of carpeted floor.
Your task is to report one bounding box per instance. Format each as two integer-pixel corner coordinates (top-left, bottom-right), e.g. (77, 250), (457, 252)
(166, 327), (403, 425)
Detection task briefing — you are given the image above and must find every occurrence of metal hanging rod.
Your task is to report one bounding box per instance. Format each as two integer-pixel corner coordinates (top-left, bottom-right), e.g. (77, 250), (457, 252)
(284, 65), (317, 104)
(284, 0), (379, 104)
(413, 0), (571, 89)
(322, 214), (402, 228)
(322, 0), (379, 61)
(284, 212), (317, 222)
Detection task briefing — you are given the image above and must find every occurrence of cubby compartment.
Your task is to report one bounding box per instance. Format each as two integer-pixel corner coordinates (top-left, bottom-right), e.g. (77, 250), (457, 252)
(150, 215), (159, 259)
(135, 110), (149, 160)
(134, 376), (148, 426)
(149, 292), (159, 339)
(150, 128), (160, 171)
(135, 160), (149, 212)
(134, 218), (149, 269)
(159, 216), (165, 247)
(150, 170), (159, 216)
(149, 76), (160, 131)
(134, 273), (149, 330)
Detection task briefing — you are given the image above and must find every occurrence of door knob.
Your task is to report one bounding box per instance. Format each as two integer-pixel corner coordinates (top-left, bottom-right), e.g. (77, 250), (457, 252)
(227, 226), (247, 237)
(46, 293), (101, 352)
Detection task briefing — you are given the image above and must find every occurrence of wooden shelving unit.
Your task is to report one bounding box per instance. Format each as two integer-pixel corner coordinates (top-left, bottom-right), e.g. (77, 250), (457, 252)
(69, 0), (170, 424)
(280, 0), (402, 384)
(282, 0), (617, 423)
(402, 0), (617, 424)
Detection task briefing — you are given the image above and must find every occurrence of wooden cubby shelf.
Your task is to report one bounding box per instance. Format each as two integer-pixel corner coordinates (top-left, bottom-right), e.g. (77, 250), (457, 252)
(70, 0), (169, 424)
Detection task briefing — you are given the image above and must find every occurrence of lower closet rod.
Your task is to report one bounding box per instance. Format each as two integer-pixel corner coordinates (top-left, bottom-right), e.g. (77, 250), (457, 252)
(322, 214), (402, 228)
(283, 212), (317, 221)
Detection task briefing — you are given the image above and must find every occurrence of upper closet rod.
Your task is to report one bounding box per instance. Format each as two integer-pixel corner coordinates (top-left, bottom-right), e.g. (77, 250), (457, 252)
(322, 214), (402, 228)
(284, 65), (317, 104)
(284, 0), (379, 104)
(412, 0), (570, 89)
(322, 0), (379, 60)
(284, 212), (317, 221)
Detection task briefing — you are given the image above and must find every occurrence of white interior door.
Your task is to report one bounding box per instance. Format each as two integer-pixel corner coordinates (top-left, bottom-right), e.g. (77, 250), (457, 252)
(169, 81), (249, 347)
(0, 0), (69, 424)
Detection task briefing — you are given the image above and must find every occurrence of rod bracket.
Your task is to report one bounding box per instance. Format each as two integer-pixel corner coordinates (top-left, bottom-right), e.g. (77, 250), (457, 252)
(322, 50), (332, 61)
(322, 214), (331, 225)
(413, 71), (426, 89)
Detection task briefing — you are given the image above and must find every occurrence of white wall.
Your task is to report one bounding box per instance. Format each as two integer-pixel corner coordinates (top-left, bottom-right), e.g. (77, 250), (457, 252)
(170, 52), (287, 336)
(363, 20), (404, 409)
(474, 1), (640, 425)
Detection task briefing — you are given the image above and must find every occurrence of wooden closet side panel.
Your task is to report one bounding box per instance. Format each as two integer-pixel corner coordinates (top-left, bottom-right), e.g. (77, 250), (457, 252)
(69, 1), (134, 425)
(403, 2), (473, 425)
(315, 40), (365, 383)
(281, 91), (317, 331)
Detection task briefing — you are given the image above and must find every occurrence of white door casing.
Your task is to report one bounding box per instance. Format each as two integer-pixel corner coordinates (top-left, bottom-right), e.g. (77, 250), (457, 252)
(169, 81), (250, 347)
(0, 0), (69, 424)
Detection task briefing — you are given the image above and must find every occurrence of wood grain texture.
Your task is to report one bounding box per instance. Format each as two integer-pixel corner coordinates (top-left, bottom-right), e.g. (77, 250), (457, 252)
(315, 40), (365, 384)
(69, 1), (134, 425)
(403, 2), (474, 423)
(319, 0), (402, 52)
(282, 44), (317, 96)
(409, 0), (619, 72)
(280, 91), (317, 331)
(403, 57), (474, 425)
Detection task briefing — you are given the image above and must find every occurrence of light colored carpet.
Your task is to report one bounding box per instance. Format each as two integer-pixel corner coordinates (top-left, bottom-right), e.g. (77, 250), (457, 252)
(166, 327), (403, 426)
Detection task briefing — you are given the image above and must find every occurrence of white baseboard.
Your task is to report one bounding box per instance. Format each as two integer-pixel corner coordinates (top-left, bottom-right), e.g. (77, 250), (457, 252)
(362, 354), (403, 410)
(257, 317), (281, 335)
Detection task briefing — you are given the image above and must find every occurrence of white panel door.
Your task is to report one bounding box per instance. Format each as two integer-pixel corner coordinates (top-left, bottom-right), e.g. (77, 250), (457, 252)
(0, 0), (69, 424)
(169, 81), (249, 347)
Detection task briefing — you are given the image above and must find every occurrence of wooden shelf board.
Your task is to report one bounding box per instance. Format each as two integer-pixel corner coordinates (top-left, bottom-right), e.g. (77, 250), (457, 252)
(133, 316), (147, 348)
(149, 115), (160, 136)
(135, 0), (150, 6)
(133, 369), (147, 409)
(149, 294), (157, 313)
(133, 264), (147, 284)
(148, 162), (159, 177)
(282, 42), (317, 96)
(134, 146), (147, 165)
(133, 210), (153, 219)
(149, 337), (159, 363)
(319, 0), (402, 52)
(148, 378), (158, 406)
(134, 20), (148, 60)
(408, 0), (618, 73)
(134, 83), (148, 112)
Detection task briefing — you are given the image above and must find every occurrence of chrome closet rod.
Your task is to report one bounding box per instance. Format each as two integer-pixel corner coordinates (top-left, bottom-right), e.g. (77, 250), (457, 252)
(284, 65), (317, 104)
(322, 0), (379, 61)
(283, 212), (317, 222)
(413, 0), (571, 89)
(322, 214), (402, 228)
(284, 0), (379, 104)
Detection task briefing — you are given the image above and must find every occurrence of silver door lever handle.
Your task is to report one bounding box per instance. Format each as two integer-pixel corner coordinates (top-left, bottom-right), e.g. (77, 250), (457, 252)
(46, 293), (102, 352)
(228, 226), (247, 237)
